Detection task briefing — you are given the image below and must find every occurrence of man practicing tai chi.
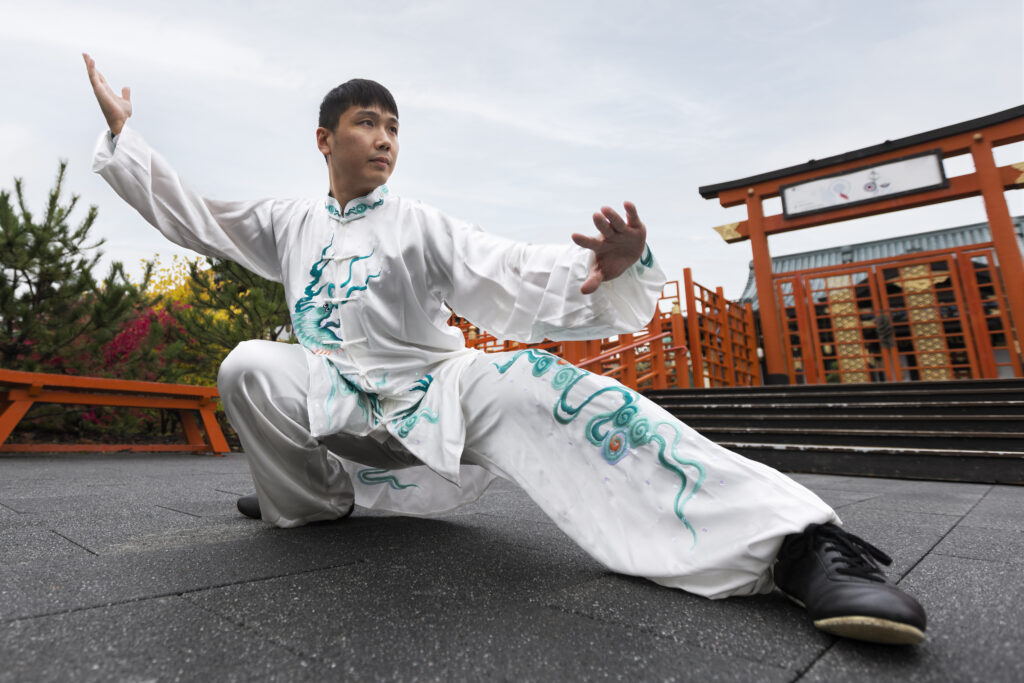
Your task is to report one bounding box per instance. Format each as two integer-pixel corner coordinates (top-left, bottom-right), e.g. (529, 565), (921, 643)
(84, 53), (926, 645)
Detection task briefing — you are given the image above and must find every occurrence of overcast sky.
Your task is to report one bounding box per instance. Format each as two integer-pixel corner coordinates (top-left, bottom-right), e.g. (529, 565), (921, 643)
(1, 0), (1021, 299)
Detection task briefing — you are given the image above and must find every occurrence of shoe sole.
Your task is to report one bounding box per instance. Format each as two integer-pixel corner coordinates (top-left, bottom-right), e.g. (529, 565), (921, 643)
(780, 591), (925, 645)
(814, 616), (925, 645)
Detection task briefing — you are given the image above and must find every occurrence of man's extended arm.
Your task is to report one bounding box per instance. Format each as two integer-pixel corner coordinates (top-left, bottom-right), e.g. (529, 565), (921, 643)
(83, 54), (283, 282)
(435, 206), (664, 344)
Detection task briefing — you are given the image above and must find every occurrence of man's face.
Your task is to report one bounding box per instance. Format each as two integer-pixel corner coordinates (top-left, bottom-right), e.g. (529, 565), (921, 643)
(316, 104), (399, 201)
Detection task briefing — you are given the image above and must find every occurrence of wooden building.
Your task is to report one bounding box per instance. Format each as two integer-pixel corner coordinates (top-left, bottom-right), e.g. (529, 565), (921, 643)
(736, 217), (1024, 384)
(700, 106), (1024, 385)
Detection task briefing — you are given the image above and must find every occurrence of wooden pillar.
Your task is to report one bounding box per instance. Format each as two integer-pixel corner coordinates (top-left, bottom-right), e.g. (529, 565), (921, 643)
(746, 193), (788, 384)
(651, 333), (668, 390)
(0, 396), (35, 445)
(683, 268), (706, 388)
(620, 333), (636, 389)
(744, 302), (760, 386)
(971, 135), (1024, 364)
(670, 302), (690, 388)
(717, 286), (737, 385)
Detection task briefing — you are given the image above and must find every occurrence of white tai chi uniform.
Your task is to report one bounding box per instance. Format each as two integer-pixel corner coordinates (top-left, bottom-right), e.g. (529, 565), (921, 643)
(94, 126), (837, 599)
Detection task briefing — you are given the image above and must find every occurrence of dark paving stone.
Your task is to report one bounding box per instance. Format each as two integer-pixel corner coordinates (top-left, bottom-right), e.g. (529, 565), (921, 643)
(801, 555), (1024, 683)
(80, 518), (265, 556)
(843, 487), (989, 516)
(0, 497), (32, 515)
(446, 483), (560, 526)
(0, 517), (474, 621)
(3, 452), (1022, 682)
(789, 474), (856, 488)
(544, 574), (832, 671)
(931, 524), (1024, 566)
(48, 506), (211, 554)
(818, 477), (970, 495)
(829, 504), (960, 579)
(0, 493), (112, 516)
(980, 485), (1024, 503)
(186, 562), (793, 682)
(0, 528), (92, 565)
(0, 596), (319, 683)
(809, 489), (881, 510)
(957, 486), (1024, 531)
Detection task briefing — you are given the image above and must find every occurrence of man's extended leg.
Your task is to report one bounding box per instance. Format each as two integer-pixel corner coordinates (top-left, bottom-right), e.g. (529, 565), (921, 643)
(457, 349), (925, 642)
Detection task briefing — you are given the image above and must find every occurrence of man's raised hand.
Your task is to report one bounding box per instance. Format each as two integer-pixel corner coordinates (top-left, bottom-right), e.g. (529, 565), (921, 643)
(83, 53), (132, 136)
(572, 201), (647, 295)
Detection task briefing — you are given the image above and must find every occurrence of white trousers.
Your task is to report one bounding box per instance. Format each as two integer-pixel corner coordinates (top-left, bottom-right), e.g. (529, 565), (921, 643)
(218, 340), (837, 599)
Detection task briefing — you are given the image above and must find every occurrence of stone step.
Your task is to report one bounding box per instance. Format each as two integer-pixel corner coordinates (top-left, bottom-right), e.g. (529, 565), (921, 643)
(658, 400), (1024, 416)
(692, 426), (1024, 452)
(670, 412), (1024, 432)
(715, 441), (1024, 485)
(647, 386), (1024, 405)
(645, 377), (1024, 398)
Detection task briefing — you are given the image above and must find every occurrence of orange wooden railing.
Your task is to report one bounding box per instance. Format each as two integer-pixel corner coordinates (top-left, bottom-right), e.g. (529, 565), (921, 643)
(450, 278), (761, 390)
(0, 368), (229, 454)
(683, 268), (760, 388)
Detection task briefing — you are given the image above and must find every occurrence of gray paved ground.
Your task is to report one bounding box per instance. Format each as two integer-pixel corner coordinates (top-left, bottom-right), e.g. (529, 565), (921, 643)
(1, 453), (1022, 682)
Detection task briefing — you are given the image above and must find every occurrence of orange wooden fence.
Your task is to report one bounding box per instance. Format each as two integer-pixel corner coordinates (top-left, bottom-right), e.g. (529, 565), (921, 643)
(451, 276), (761, 390)
(0, 369), (229, 454)
(683, 268), (760, 388)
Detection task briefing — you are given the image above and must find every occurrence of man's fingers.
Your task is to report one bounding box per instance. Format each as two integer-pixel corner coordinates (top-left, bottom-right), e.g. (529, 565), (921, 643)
(122, 86), (131, 101)
(600, 206), (627, 233)
(571, 232), (602, 251)
(580, 269), (603, 295)
(592, 211), (615, 238)
(623, 201), (642, 228)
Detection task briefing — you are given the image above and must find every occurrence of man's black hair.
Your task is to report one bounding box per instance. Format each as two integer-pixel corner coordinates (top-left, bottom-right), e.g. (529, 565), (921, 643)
(318, 79), (398, 131)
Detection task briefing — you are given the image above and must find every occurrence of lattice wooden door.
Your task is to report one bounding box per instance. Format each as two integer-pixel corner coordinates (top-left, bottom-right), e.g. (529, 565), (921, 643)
(776, 248), (1024, 383)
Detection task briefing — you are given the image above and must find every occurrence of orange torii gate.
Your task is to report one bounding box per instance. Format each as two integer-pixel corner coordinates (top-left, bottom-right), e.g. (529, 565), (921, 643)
(699, 106), (1024, 384)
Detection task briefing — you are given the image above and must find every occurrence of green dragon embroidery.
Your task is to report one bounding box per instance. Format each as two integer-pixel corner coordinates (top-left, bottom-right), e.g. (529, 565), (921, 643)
(494, 349), (705, 547)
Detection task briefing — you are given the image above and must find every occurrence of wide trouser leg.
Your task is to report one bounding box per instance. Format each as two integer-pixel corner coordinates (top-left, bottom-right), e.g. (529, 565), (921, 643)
(218, 340), (413, 527)
(459, 350), (838, 599)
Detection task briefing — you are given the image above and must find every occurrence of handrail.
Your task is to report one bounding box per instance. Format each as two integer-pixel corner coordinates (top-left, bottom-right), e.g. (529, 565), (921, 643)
(576, 329), (685, 370)
(0, 368), (218, 397)
(0, 369), (228, 454)
(451, 274), (759, 390)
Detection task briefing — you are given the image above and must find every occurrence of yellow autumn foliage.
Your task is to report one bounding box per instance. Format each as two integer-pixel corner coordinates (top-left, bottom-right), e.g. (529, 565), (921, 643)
(141, 254), (229, 321)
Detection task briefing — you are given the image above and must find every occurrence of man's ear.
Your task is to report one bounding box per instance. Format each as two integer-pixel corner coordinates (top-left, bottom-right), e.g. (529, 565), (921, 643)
(315, 127), (332, 157)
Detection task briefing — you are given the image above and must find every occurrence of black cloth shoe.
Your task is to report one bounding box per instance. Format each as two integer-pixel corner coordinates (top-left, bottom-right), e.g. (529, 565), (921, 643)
(236, 493), (261, 519)
(236, 493), (356, 523)
(773, 523), (927, 645)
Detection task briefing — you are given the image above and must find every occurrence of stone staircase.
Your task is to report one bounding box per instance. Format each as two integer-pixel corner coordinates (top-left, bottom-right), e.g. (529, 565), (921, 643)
(644, 378), (1024, 484)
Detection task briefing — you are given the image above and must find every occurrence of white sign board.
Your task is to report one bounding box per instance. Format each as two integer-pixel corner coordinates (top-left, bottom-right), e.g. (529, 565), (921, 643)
(781, 151), (947, 218)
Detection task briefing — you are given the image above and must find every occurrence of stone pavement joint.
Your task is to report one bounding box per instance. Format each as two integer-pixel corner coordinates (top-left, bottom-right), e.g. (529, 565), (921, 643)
(1, 453), (1022, 682)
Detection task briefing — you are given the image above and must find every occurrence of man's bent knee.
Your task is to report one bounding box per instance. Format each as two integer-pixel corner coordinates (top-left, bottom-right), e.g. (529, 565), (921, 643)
(217, 339), (300, 394)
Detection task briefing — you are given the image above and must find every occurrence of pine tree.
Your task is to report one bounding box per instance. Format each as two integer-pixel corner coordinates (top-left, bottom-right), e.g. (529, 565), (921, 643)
(168, 257), (291, 384)
(0, 162), (151, 374)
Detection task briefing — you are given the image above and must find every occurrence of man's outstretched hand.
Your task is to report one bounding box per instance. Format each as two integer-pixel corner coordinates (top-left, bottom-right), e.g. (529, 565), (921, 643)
(572, 201), (647, 295)
(83, 53), (132, 136)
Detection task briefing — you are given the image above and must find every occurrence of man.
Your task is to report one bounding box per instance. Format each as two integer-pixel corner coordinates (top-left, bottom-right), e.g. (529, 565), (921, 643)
(84, 53), (927, 645)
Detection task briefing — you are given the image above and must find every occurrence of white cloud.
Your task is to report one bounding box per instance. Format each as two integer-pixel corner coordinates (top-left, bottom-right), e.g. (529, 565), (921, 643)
(0, 1), (299, 88)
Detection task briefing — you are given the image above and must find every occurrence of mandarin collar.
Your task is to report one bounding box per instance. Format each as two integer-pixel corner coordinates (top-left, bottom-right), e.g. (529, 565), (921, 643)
(325, 185), (390, 224)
